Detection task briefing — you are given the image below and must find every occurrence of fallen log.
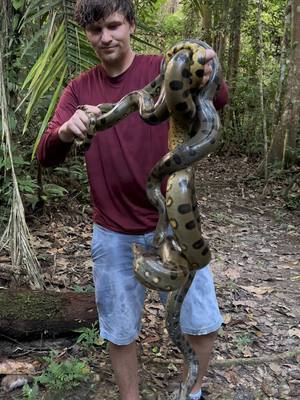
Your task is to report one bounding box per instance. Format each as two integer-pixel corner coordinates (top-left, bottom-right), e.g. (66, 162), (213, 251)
(0, 288), (97, 339)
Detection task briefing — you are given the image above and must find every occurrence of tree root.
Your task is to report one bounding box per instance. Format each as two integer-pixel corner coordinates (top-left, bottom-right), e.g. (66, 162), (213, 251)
(144, 348), (300, 368)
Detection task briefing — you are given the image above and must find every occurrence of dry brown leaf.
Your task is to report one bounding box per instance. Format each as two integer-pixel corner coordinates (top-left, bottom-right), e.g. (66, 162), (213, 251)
(224, 268), (241, 280)
(0, 360), (38, 375)
(269, 363), (281, 375)
(240, 285), (274, 296)
(224, 370), (239, 385)
(56, 257), (69, 267)
(288, 327), (300, 338)
(233, 300), (257, 308)
(222, 314), (232, 325)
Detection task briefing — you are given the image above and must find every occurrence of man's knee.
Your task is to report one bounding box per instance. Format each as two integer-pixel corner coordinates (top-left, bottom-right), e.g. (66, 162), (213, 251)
(109, 340), (136, 350)
(186, 330), (219, 345)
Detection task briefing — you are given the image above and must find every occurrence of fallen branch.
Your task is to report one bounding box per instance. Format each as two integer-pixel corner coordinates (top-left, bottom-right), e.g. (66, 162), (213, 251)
(144, 348), (300, 368)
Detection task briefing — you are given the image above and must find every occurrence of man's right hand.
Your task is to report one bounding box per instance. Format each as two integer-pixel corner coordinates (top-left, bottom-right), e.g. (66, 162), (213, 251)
(58, 105), (101, 143)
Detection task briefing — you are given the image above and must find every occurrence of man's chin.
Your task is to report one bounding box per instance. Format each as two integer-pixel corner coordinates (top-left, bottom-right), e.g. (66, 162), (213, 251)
(97, 51), (116, 63)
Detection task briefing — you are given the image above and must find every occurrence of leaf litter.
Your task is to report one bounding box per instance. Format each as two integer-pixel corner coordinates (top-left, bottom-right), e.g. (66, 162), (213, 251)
(0, 156), (299, 399)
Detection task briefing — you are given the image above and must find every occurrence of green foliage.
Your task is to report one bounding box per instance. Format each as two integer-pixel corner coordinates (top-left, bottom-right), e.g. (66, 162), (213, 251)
(74, 323), (106, 351)
(35, 351), (92, 391)
(233, 334), (252, 352)
(22, 383), (40, 400)
(73, 283), (95, 293)
(20, 351), (92, 399)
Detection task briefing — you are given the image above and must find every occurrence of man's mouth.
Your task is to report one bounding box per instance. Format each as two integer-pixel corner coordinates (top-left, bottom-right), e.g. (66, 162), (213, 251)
(101, 46), (116, 50)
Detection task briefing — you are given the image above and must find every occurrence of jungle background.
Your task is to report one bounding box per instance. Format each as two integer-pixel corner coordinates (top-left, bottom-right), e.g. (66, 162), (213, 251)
(0, 0), (299, 399)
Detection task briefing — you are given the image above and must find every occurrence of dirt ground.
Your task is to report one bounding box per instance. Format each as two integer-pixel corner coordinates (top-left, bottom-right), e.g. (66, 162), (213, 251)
(0, 156), (299, 399)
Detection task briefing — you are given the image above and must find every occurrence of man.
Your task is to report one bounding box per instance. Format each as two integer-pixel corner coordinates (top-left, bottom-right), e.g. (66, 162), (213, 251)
(38, 1), (228, 399)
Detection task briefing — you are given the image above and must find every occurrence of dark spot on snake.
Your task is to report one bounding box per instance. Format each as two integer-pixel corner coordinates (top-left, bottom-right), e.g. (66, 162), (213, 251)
(182, 68), (190, 78)
(193, 239), (205, 249)
(185, 110), (195, 119)
(178, 204), (192, 214)
(178, 179), (188, 189)
(170, 272), (178, 280)
(189, 148), (197, 156)
(202, 247), (210, 256)
(175, 102), (188, 112)
(174, 154), (182, 164)
(151, 81), (157, 88)
(169, 80), (184, 91)
(175, 53), (189, 63)
(210, 138), (216, 145)
(195, 68), (204, 78)
(178, 295), (184, 303)
(197, 54), (205, 65)
(165, 159), (171, 167)
(189, 130), (197, 138)
(182, 89), (190, 98)
(186, 221), (196, 230)
(147, 115), (160, 124)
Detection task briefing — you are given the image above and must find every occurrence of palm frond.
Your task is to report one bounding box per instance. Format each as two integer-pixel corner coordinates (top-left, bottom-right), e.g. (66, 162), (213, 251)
(0, 32), (44, 289)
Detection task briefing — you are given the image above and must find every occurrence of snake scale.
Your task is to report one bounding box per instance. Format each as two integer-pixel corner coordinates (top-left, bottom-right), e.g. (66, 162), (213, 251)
(80, 39), (221, 400)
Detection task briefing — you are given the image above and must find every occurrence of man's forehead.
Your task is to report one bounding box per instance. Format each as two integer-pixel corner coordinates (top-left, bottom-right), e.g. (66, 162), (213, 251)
(87, 12), (126, 28)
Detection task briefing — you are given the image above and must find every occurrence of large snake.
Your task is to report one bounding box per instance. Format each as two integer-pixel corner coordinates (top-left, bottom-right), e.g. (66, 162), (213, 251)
(80, 39), (221, 399)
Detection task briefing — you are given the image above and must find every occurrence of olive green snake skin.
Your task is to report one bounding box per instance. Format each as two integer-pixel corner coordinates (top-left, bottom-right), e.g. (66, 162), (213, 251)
(80, 39), (221, 400)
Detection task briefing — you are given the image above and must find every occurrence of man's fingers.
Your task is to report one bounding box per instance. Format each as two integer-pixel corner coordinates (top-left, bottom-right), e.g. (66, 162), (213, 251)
(204, 48), (216, 63)
(82, 105), (102, 115)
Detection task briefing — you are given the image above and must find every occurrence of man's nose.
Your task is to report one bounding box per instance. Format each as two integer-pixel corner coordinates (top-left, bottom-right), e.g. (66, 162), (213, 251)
(101, 28), (112, 43)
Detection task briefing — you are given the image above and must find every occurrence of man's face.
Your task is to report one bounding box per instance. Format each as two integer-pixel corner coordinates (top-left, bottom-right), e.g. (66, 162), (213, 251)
(85, 12), (135, 68)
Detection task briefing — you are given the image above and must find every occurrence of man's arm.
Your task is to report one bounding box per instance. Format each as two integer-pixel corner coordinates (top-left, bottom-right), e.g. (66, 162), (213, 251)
(37, 82), (100, 167)
(214, 80), (229, 111)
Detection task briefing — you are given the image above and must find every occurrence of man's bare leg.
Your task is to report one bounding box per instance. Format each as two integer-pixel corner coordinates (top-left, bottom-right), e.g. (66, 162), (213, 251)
(183, 331), (218, 394)
(109, 341), (140, 400)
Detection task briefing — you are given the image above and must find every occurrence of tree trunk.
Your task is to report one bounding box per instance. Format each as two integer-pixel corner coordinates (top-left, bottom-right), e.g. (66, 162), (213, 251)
(226, 0), (243, 87)
(223, 0), (244, 131)
(272, 1), (292, 128)
(0, 289), (97, 338)
(268, 0), (300, 166)
(200, 4), (212, 45)
(257, 0), (268, 179)
(213, 0), (230, 64)
(166, 0), (180, 14)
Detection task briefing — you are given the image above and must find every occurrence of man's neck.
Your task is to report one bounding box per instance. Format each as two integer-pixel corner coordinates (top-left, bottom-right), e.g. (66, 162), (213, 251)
(102, 50), (135, 78)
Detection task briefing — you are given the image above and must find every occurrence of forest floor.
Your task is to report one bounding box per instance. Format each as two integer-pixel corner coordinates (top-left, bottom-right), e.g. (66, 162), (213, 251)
(0, 156), (299, 400)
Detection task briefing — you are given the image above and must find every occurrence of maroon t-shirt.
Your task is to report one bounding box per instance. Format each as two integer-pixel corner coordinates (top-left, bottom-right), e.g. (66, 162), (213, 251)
(37, 54), (228, 234)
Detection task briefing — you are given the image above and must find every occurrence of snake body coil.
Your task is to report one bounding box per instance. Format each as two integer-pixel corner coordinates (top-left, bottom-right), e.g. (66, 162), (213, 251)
(81, 39), (221, 400)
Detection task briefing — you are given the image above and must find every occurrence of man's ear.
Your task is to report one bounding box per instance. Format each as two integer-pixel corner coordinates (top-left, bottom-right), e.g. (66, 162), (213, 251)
(129, 22), (136, 35)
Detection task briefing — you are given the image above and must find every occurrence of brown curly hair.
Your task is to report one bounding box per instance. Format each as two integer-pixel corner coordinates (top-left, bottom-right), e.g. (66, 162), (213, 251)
(74, 0), (136, 28)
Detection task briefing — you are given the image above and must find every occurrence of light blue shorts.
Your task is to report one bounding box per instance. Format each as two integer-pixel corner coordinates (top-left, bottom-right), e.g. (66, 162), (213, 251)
(92, 224), (223, 345)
